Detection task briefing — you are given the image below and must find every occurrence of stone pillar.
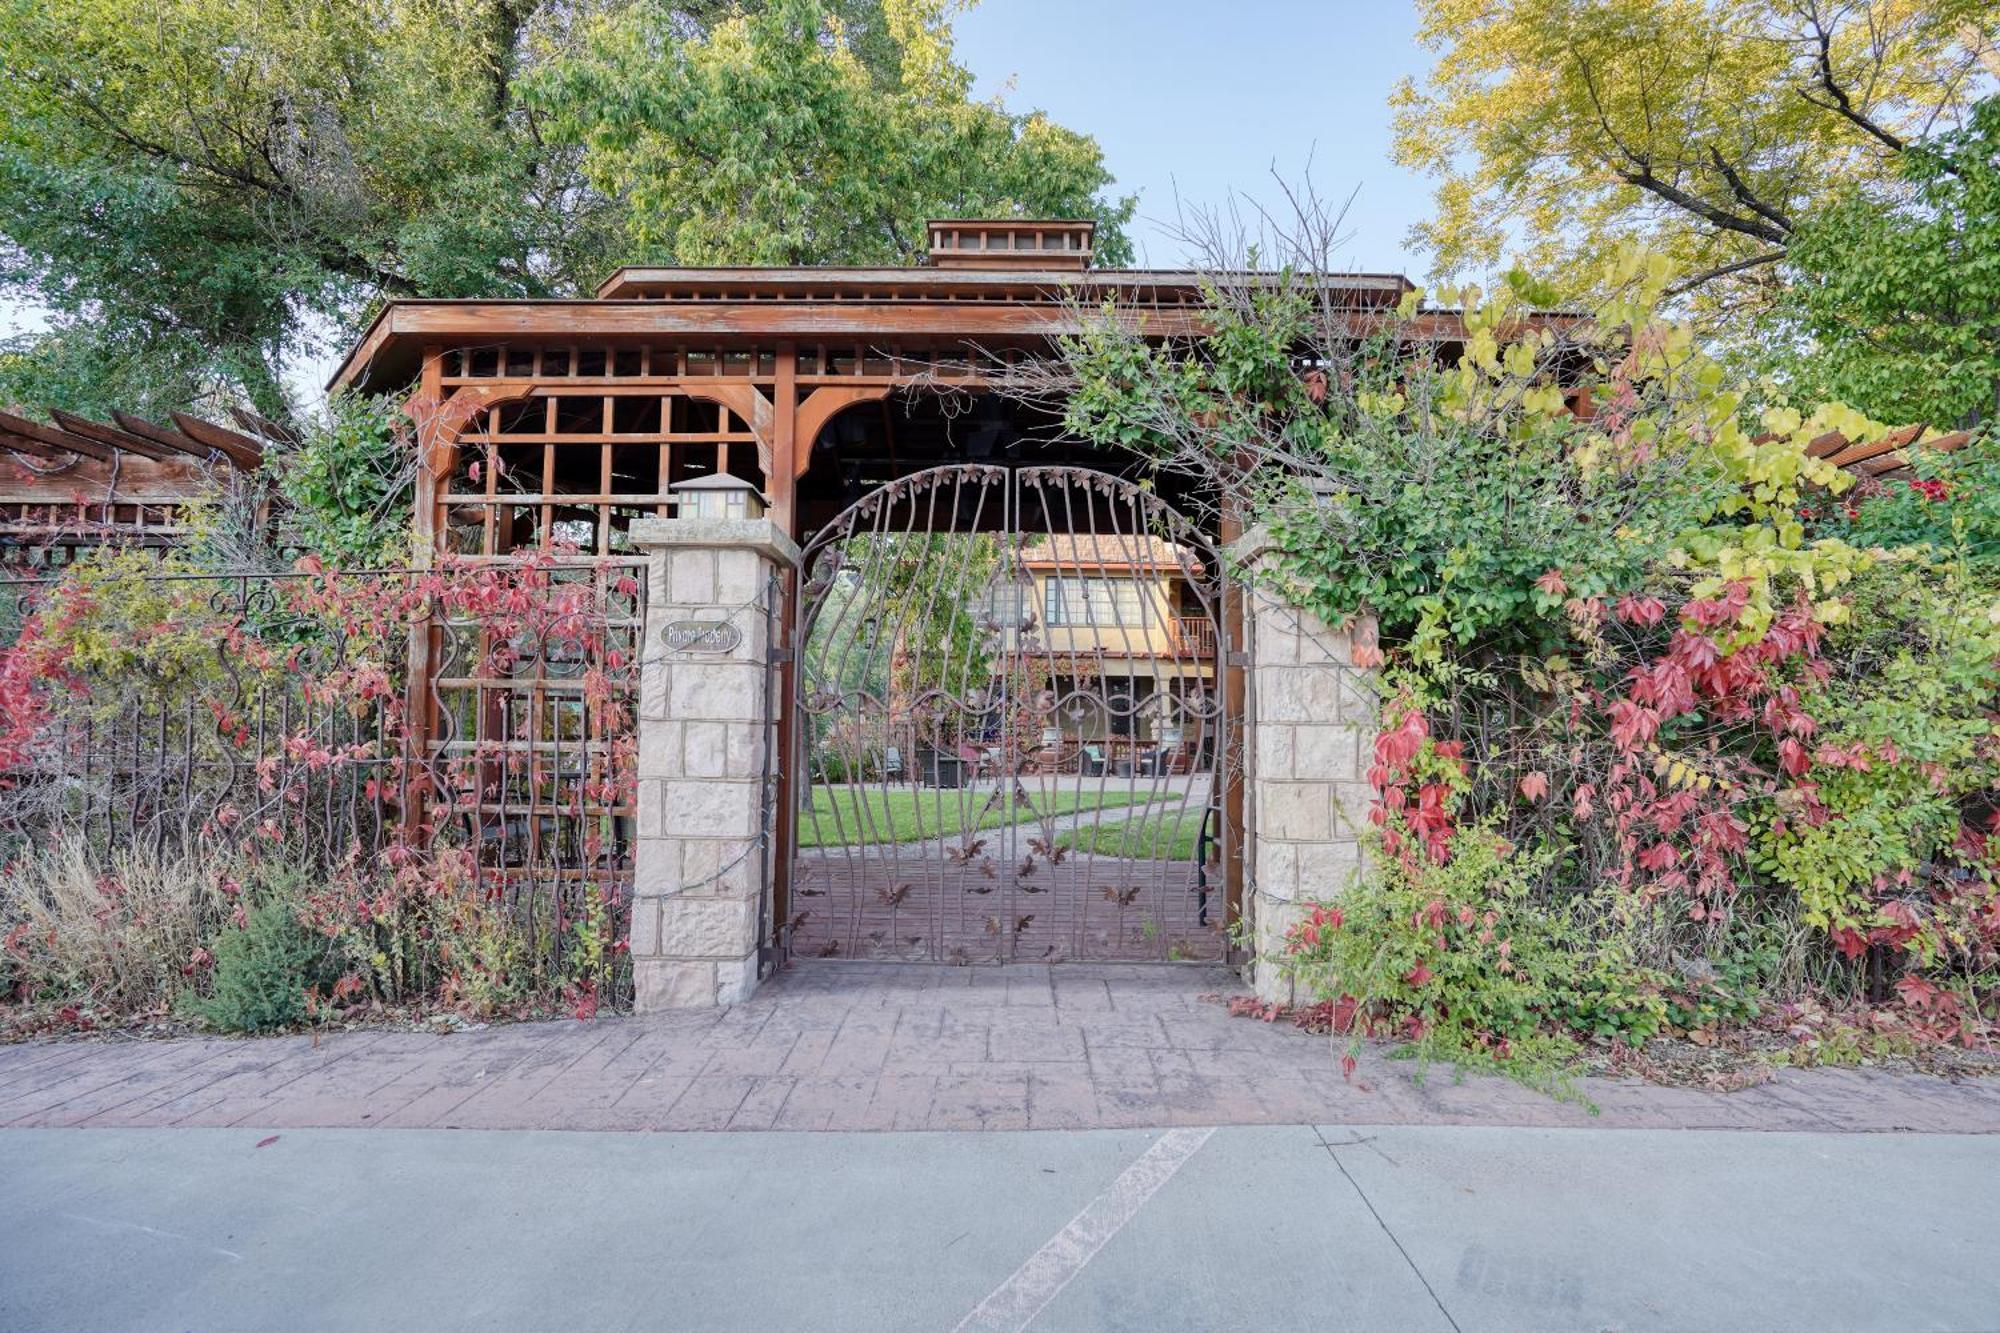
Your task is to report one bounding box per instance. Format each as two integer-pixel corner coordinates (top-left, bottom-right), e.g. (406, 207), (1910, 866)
(1229, 529), (1379, 1005)
(629, 516), (797, 1011)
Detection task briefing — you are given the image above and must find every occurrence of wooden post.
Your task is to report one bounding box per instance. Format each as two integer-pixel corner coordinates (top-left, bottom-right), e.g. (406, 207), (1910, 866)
(767, 340), (800, 966)
(402, 346), (446, 843)
(1219, 501), (1248, 954)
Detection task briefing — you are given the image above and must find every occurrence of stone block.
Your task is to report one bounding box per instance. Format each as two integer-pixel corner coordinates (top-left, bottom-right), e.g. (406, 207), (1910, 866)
(723, 723), (764, 780)
(712, 548), (770, 607)
(1249, 896), (1312, 1005)
(1330, 782), (1376, 839)
(659, 894), (759, 959)
(667, 661), (765, 721)
(643, 550), (671, 607)
(637, 719), (683, 781)
(634, 779), (665, 839)
(1255, 665), (1345, 724)
(662, 779), (760, 838)
(1296, 840), (1363, 896)
(667, 548), (717, 606)
(632, 836), (679, 896)
(681, 720), (729, 779)
(714, 953), (761, 1006)
(1254, 840), (1299, 900)
(1253, 725), (1293, 783)
(1335, 670), (1379, 726)
(1257, 781), (1334, 842)
(634, 958), (716, 1011)
(682, 838), (763, 896)
(639, 661), (669, 722)
(1291, 723), (1361, 783)
(627, 896), (662, 957)
(1250, 613), (1297, 667)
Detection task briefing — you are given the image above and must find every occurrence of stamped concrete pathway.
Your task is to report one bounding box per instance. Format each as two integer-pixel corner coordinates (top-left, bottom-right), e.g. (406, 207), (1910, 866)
(4, 962), (1998, 1134)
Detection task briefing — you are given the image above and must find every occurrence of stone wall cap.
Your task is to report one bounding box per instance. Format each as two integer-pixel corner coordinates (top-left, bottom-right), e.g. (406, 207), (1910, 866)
(1224, 523), (1280, 567)
(631, 516), (800, 565)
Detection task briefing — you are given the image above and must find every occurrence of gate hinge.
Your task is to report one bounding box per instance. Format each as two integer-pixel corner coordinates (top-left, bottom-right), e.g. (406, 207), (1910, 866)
(1226, 650), (1250, 668)
(768, 647), (796, 664)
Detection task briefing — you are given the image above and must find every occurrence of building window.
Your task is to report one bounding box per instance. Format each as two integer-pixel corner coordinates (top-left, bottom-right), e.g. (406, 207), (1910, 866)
(1045, 576), (1143, 627)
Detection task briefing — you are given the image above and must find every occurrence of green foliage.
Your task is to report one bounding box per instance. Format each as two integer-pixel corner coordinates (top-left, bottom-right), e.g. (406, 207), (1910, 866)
(1827, 438), (2000, 570)
(1284, 825), (1587, 1089)
(271, 395), (418, 568)
(1394, 0), (1996, 322)
(1771, 97), (2000, 429)
(0, 0), (1130, 420)
(185, 897), (337, 1034)
(527, 0), (1134, 267)
(0, 323), (217, 421)
(1754, 561), (2000, 937)
(1059, 266), (1740, 655)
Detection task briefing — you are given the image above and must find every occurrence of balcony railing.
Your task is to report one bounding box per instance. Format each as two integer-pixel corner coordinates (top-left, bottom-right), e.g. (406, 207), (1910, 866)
(1173, 617), (1216, 658)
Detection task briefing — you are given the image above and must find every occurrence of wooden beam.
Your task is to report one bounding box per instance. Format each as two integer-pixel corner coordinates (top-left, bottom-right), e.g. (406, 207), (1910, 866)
(1826, 424), (1923, 470)
(793, 385), (894, 477)
(226, 407), (300, 448)
(682, 383), (775, 479)
(0, 411), (118, 463)
(109, 411), (227, 465)
(0, 424), (73, 463)
(167, 412), (266, 471)
(48, 409), (180, 463)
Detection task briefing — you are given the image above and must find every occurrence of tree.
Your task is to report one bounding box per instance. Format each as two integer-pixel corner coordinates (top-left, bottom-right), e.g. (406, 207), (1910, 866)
(0, 0), (1131, 420)
(1393, 0), (1998, 309)
(524, 0), (1134, 266)
(1771, 95), (2000, 429)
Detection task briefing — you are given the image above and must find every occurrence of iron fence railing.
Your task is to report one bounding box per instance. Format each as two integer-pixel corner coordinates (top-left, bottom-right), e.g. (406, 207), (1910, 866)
(0, 562), (645, 996)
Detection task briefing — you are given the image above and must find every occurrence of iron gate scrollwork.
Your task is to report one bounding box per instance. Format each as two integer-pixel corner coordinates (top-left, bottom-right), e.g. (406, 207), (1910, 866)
(789, 465), (1236, 963)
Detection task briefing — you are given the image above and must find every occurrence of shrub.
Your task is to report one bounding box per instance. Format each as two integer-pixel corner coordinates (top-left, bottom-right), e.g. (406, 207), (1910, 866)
(1034, 218), (2000, 1082)
(1283, 822), (1587, 1086)
(185, 897), (339, 1033)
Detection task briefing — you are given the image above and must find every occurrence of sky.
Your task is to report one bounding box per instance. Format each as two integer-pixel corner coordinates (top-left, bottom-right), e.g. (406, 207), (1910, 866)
(953, 0), (1436, 273)
(1, 0), (1443, 407)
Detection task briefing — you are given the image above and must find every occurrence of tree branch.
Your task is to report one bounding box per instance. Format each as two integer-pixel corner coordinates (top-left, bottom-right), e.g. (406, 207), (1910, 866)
(1574, 53), (1789, 246)
(1665, 250), (1784, 297)
(1797, 9), (1907, 153)
(1706, 146), (1794, 236)
(1613, 162), (1791, 245)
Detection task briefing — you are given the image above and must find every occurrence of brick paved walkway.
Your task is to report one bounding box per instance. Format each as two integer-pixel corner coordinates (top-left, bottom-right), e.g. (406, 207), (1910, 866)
(4, 963), (1998, 1133)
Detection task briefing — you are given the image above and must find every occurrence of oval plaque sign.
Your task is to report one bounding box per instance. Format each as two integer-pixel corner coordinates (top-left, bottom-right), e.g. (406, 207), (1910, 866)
(661, 619), (742, 653)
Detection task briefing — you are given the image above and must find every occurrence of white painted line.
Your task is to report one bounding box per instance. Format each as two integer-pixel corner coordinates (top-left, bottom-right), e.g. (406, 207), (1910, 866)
(952, 1126), (1216, 1333)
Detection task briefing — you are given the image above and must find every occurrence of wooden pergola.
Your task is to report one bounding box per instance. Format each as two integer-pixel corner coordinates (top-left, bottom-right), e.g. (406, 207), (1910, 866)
(328, 218), (1429, 555)
(0, 406), (273, 569)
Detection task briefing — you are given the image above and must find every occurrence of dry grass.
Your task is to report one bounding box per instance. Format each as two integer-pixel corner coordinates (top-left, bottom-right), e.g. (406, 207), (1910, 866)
(2, 839), (230, 1018)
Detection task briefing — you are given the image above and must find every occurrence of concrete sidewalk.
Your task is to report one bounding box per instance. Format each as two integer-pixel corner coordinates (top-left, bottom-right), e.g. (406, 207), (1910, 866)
(4, 1124), (1997, 1331)
(3, 963), (1997, 1133)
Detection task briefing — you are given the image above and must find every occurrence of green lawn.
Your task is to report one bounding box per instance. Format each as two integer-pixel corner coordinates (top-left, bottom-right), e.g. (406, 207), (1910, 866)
(1054, 809), (1212, 862)
(797, 787), (1157, 848)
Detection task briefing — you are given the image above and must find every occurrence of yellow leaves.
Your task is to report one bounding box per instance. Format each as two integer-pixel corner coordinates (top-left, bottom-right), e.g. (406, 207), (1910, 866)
(1356, 388), (1407, 420)
(1649, 746), (1723, 794)
(1466, 327), (1500, 374)
(1396, 0), (1990, 316)
(1521, 383), (1568, 418)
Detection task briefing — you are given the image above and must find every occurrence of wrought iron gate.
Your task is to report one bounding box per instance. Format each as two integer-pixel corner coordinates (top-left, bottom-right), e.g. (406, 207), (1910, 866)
(788, 465), (1235, 963)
